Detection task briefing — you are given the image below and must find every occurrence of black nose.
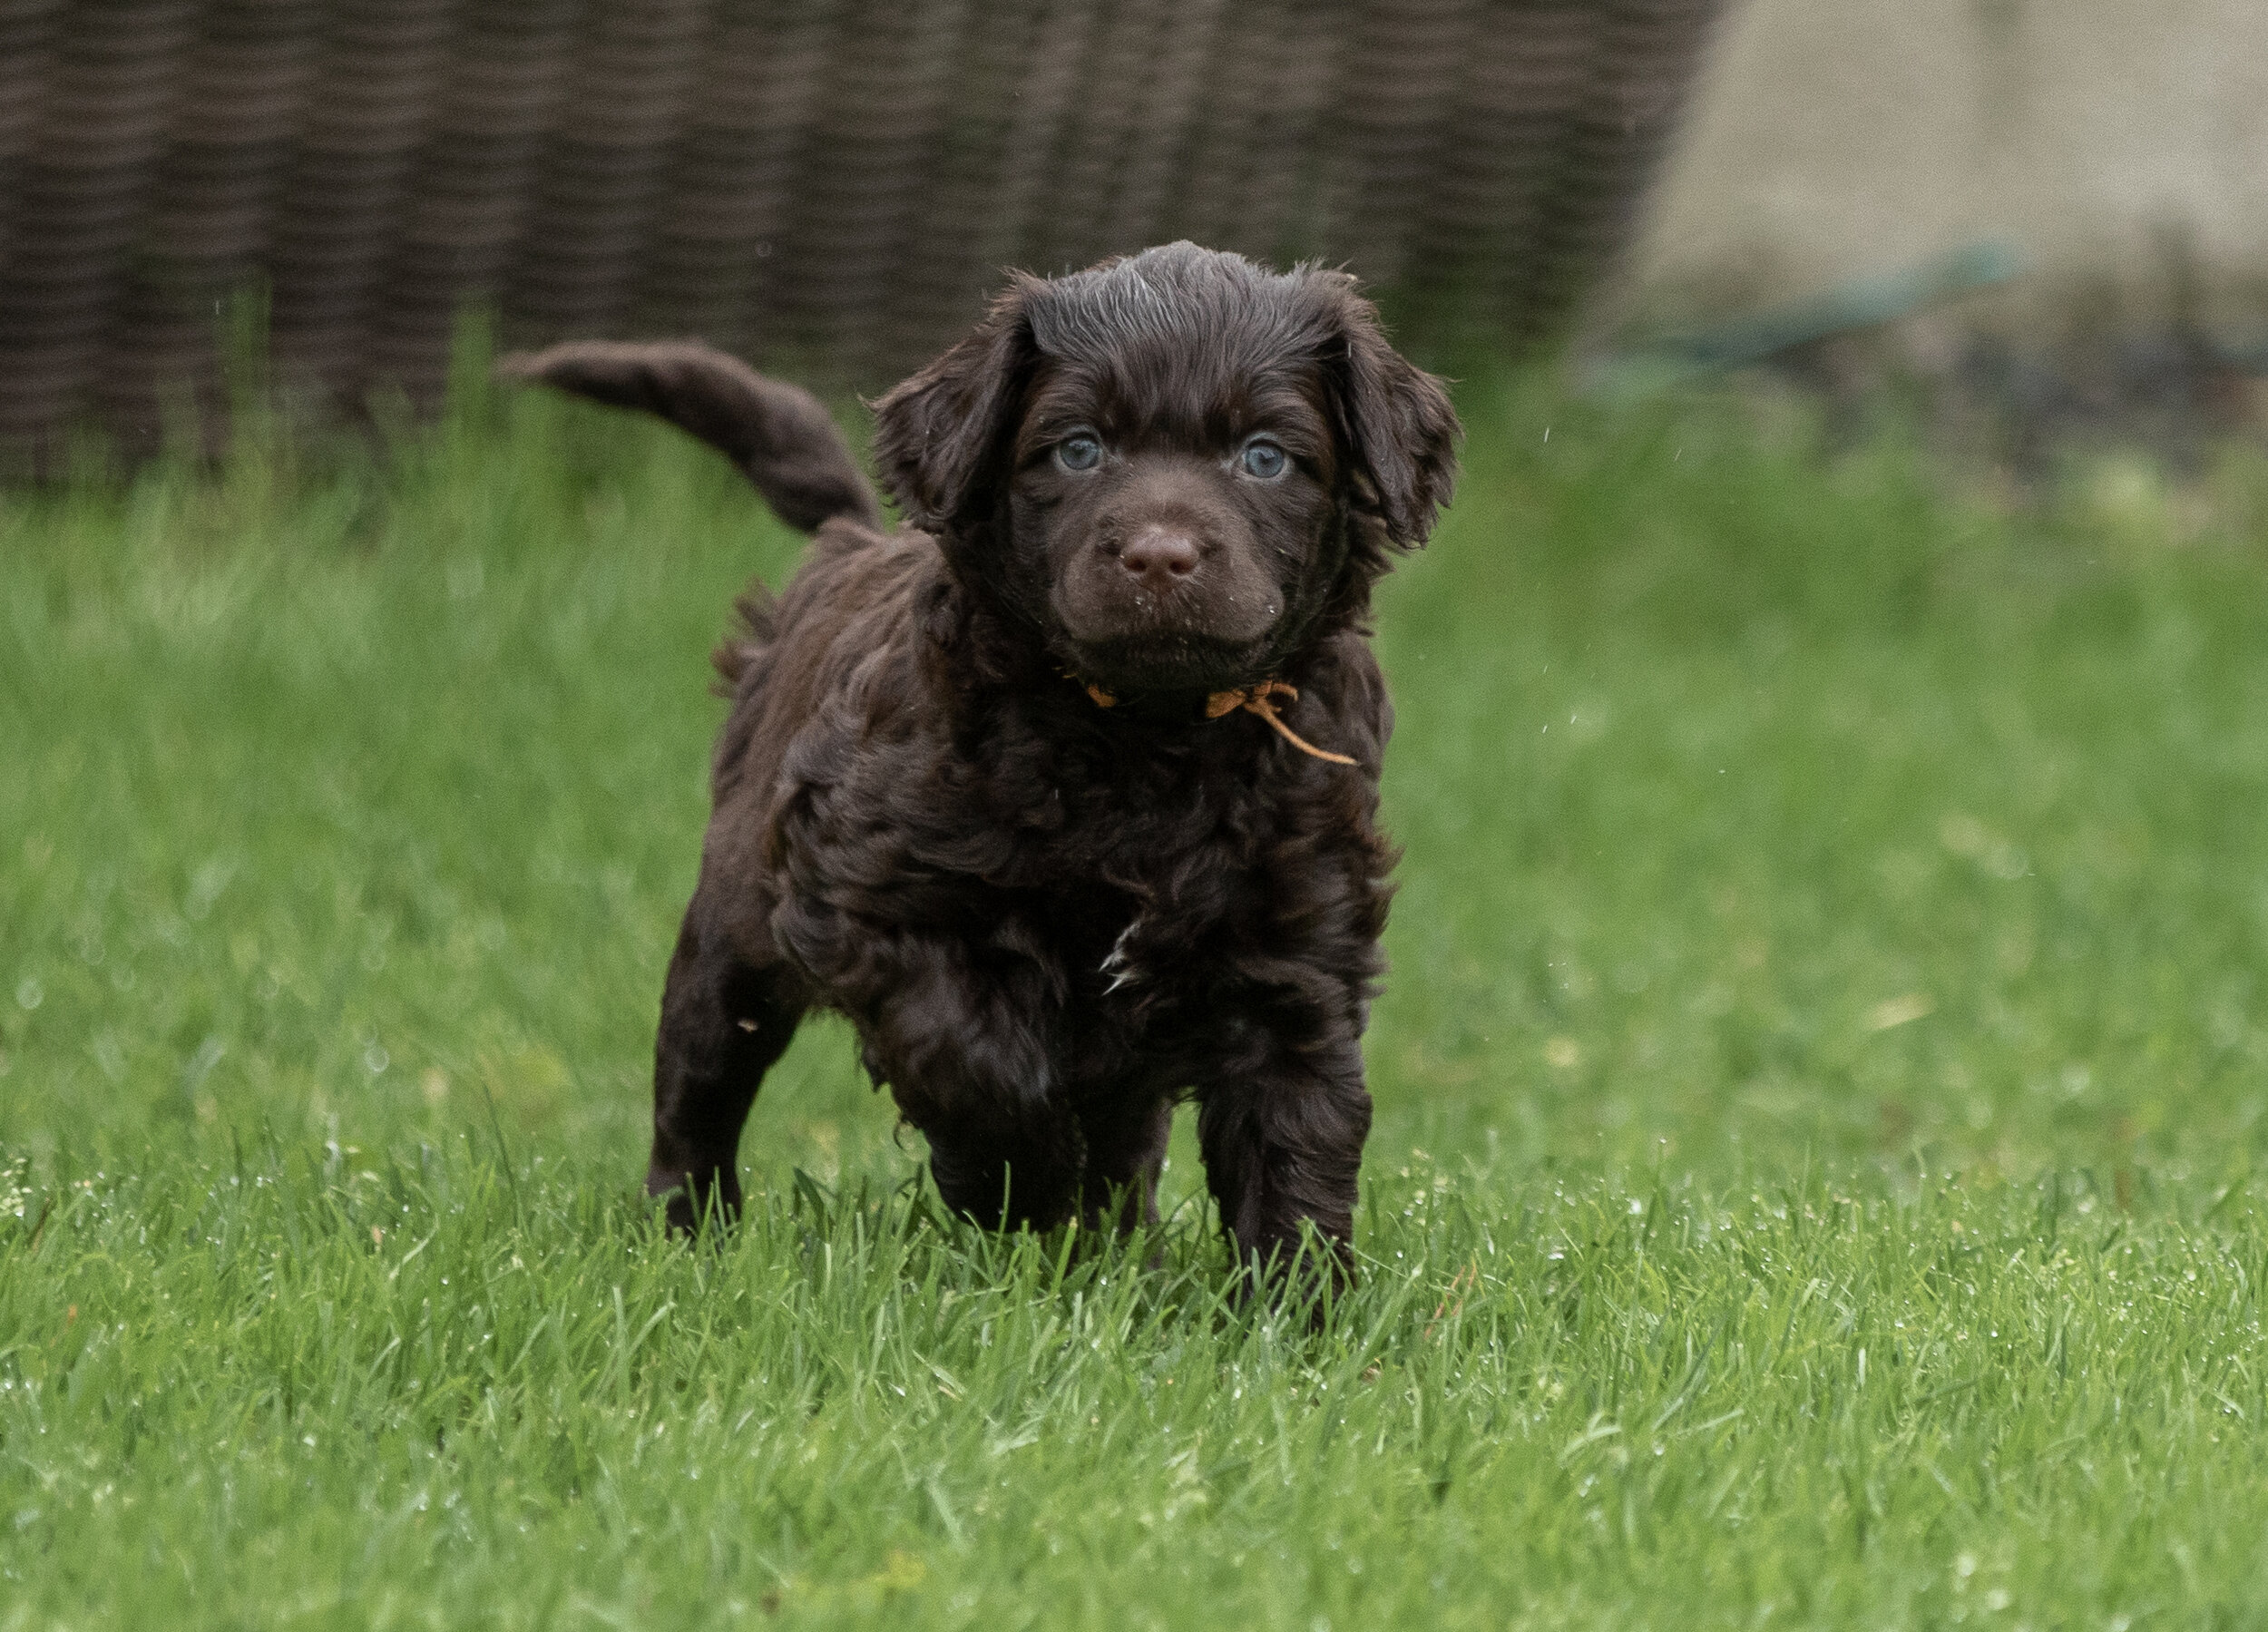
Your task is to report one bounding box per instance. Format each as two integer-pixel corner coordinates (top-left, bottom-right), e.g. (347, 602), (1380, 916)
(1118, 527), (1200, 589)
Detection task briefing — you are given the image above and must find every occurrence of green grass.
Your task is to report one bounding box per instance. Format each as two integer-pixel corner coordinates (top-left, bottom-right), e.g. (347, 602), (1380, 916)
(7, 374), (2268, 1627)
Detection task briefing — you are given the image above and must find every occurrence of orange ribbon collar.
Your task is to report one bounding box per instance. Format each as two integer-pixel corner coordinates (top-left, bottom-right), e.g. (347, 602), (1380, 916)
(1076, 675), (1356, 765)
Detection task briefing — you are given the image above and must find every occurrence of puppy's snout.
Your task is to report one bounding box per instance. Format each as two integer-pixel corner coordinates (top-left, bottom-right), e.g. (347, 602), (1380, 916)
(1117, 526), (1200, 590)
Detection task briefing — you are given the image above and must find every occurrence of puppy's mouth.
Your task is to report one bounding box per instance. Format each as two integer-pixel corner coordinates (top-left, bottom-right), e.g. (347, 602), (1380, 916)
(1050, 544), (1285, 695)
(1055, 627), (1276, 697)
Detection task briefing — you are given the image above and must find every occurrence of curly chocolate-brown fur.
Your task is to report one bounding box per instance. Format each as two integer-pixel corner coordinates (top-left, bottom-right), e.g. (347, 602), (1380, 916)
(508, 244), (1459, 1284)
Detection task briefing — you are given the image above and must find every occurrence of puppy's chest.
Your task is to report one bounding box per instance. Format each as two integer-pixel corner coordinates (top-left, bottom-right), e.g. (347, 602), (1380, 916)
(830, 732), (1310, 982)
(1023, 836), (1265, 1010)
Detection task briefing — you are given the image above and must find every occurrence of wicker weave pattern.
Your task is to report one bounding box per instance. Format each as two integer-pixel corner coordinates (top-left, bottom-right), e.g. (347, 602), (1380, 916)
(0, 0), (1717, 454)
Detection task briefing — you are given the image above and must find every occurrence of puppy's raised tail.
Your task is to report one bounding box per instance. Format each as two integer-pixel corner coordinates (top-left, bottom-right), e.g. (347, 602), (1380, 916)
(501, 340), (882, 687)
(498, 339), (884, 535)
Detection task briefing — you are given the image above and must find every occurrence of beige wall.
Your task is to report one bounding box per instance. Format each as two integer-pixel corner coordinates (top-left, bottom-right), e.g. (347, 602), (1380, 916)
(1618, 0), (2268, 341)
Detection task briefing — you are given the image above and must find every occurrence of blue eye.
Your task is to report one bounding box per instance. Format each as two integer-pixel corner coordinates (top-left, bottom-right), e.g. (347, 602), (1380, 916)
(1057, 435), (1102, 472)
(1240, 439), (1287, 479)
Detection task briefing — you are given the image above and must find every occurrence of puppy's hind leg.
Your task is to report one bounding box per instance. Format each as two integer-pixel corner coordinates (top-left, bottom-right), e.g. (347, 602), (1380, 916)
(648, 914), (805, 1235)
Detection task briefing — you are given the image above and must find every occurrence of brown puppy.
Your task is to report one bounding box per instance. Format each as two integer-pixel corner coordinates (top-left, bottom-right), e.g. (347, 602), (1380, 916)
(507, 242), (1458, 1284)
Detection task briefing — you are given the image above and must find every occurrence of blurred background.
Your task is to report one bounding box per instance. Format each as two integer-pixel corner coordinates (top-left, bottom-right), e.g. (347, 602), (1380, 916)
(1618, 0), (2268, 467)
(5, 0), (2265, 464)
(0, 0), (1713, 459)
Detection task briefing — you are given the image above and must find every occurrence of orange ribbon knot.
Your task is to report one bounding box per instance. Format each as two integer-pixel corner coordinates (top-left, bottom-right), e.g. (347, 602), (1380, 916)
(1205, 679), (1357, 765)
(1074, 674), (1355, 765)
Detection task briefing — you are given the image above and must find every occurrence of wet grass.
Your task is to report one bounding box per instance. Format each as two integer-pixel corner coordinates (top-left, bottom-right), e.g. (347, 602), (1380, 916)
(5, 375), (2268, 1627)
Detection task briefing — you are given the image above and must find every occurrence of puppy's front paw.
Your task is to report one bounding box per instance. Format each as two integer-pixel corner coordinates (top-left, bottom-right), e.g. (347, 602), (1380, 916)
(648, 1165), (741, 1237)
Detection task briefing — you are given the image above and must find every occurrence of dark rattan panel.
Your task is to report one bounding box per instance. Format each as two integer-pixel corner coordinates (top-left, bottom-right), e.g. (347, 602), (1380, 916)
(0, 0), (1718, 457)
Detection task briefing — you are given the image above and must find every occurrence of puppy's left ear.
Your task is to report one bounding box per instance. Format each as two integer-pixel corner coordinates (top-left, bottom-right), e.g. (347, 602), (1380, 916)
(870, 275), (1041, 532)
(1326, 284), (1461, 547)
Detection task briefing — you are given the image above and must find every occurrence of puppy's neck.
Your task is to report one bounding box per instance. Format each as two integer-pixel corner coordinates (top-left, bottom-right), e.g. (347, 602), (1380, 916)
(1069, 672), (1354, 764)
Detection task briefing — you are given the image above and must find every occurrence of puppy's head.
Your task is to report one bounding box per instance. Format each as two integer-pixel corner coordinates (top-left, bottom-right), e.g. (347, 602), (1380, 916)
(873, 243), (1459, 695)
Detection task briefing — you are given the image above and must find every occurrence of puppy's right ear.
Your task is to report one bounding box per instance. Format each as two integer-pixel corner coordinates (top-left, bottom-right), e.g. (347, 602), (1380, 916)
(869, 277), (1040, 532)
